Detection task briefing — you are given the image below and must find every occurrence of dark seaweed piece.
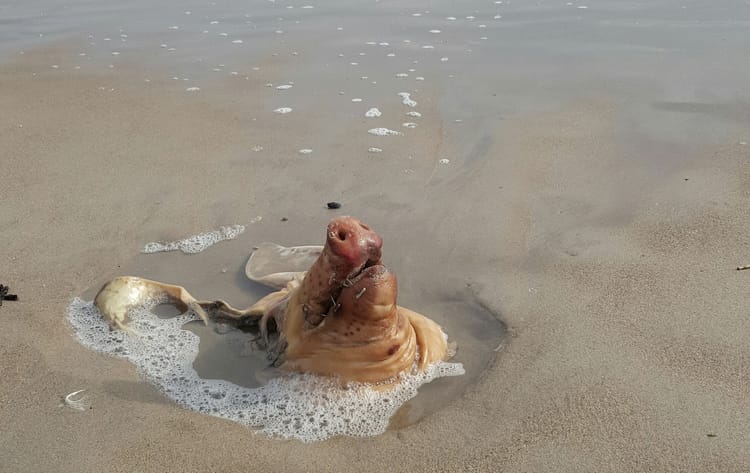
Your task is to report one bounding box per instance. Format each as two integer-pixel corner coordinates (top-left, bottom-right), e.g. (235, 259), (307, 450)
(0, 284), (18, 306)
(326, 201), (342, 209)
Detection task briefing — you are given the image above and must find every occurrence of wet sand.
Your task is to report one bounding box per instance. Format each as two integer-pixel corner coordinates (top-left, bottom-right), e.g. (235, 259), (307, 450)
(2, 1), (750, 471)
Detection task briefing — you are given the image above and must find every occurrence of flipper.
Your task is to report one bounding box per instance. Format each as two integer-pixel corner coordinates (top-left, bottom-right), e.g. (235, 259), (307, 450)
(94, 276), (269, 334)
(245, 243), (322, 289)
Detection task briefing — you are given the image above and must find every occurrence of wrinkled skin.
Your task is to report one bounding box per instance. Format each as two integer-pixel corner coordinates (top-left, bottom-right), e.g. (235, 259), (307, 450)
(94, 217), (452, 384)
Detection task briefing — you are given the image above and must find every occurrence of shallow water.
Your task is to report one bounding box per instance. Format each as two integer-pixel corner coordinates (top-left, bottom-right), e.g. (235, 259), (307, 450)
(5, 0), (748, 159)
(5, 0), (747, 227)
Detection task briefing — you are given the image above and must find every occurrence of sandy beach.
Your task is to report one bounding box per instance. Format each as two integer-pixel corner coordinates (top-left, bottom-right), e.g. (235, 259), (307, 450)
(2, 1), (750, 471)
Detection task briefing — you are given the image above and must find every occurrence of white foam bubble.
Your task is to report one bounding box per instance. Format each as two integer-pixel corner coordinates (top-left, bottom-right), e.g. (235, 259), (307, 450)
(142, 225), (245, 254)
(273, 107), (293, 114)
(275, 84), (293, 90)
(66, 298), (464, 442)
(365, 108), (382, 118)
(406, 111), (422, 117)
(298, 148), (313, 154)
(398, 92), (418, 107)
(368, 147), (383, 153)
(402, 122), (417, 129)
(368, 128), (403, 136)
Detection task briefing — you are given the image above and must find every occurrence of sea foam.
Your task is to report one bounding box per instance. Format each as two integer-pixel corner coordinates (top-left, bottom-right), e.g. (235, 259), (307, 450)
(142, 225), (245, 254)
(67, 298), (464, 441)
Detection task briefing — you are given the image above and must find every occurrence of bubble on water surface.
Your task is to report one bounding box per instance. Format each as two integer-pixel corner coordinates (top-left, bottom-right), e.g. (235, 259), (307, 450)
(398, 92), (418, 107)
(368, 128), (403, 136)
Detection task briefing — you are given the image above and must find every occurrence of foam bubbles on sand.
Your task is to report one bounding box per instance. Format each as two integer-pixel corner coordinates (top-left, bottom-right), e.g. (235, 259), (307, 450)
(273, 107), (293, 114)
(368, 128), (403, 136)
(66, 299), (464, 442)
(142, 225), (245, 254)
(368, 147), (383, 153)
(398, 92), (418, 107)
(365, 108), (382, 118)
